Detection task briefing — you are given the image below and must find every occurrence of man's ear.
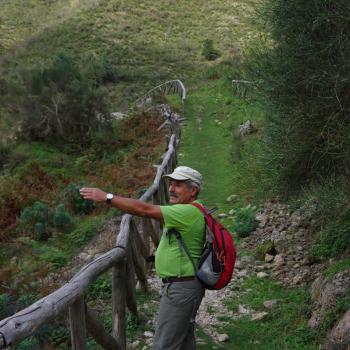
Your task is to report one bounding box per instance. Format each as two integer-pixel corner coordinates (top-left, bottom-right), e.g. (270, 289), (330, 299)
(190, 186), (199, 198)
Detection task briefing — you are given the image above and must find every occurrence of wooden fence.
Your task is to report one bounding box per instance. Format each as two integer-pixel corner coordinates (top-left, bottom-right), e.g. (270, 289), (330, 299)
(0, 81), (184, 349)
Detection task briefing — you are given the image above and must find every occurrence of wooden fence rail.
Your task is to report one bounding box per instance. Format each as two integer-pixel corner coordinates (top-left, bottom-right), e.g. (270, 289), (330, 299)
(0, 81), (184, 349)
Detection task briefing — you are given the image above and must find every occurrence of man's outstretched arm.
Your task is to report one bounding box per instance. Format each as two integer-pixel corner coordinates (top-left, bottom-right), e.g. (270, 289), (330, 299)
(80, 187), (163, 222)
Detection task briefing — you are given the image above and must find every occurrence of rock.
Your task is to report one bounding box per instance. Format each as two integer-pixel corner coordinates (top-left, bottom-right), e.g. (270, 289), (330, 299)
(217, 333), (229, 342)
(263, 299), (278, 309)
(235, 260), (243, 269)
(251, 311), (268, 321)
(238, 304), (252, 314)
(292, 274), (305, 285)
(257, 272), (269, 279)
(130, 340), (141, 349)
(143, 331), (154, 338)
(226, 194), (237, 202)
(110, 112), (126, 120)
(265, 254), (274, 263)
(239, 120), (257, 136)
(325, 308), (350, 349)
(301, 255), (318, 266)
(237, 269), (249, 278)
(308, 269), (350, 328)
(241, 255), (254, 264)
(273, 254), (285, 267)
(218, 213), (227, 218)
(255, 265), (266, 271)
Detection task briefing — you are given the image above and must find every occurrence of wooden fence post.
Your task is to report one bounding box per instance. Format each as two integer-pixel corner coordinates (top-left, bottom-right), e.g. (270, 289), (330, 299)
(130, 223), (148, 293)
(112, 261), (127, 349)
(86, 306), (121, 350)
(125, 250), (138, 316)
(69, 297), (87, 350)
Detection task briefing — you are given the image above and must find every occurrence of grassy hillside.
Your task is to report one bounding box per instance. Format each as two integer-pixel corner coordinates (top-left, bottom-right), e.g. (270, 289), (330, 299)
(1, 0), (341, 349)
(0, 0), (256, 107)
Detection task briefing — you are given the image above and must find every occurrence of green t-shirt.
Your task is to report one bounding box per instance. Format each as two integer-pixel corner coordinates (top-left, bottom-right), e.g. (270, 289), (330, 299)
(155, 201), (205, 278)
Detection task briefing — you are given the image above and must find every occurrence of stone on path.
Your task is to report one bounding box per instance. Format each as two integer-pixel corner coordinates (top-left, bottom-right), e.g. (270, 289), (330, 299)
(143, 331), (153, 338)
(263, 299), (278, 309)
(257, 272), (269, 279)
(265, 253), (274, 263)
(273, 254), (285, 266)
(251, 311), (269, 321)
(238, 304), (252, 314)
(217, 333), (229, 342)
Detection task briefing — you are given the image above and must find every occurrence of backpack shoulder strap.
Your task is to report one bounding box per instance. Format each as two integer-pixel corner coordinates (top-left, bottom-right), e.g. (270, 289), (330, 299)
(191, 202), (218, 216)
(191, 202), (207, 215)
(167, 228), (198, 274)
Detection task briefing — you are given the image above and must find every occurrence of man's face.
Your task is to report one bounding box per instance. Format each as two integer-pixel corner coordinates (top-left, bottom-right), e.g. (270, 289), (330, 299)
(168, 179), (197, 204)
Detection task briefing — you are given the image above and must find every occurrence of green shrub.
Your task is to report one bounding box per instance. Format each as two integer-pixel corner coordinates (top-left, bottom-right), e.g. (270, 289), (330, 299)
(13, 337), (40, 350)
(254, 240), (275, 260)
(53, 204), (74, 231)
(231, 205), (258, 238)
(202, 39), (221, 61)
(68, 216), (102, 246)
(19, 201), (52, 240)
(19, 201), (75, 240)
(0, 293), (13, 318)
(245, 0), (350, 189)
(63, 183), (95, 214)
(4, 51), (110, 145)
(42, 249), (68, 269)
(87, 274), (112, 301)
(311, 215), (350, 258)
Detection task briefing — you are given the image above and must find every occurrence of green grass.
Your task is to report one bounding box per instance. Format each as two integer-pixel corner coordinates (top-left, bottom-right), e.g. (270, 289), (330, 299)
(324, 258), (350, 278)
(222, 276), (318, 350)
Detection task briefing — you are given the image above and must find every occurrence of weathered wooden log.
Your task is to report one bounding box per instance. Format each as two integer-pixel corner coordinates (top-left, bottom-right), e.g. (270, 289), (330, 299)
(69, 297), (87, 350)
(112, 261), (126, 349)
(144, 218), (159, 247)
(125, 252), (138, 316)
(86, 306), (122, 350)
(130, 222), (148, 293)
(0, 247), (126, 347)
(163, 178), (169, 203)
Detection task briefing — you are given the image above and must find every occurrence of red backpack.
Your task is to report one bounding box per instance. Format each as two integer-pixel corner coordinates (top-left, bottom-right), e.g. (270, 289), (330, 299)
(171, 203), (237, 290)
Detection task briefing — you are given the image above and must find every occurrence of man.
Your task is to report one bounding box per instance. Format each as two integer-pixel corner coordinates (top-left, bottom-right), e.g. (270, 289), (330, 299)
(80, 166), (206, 350)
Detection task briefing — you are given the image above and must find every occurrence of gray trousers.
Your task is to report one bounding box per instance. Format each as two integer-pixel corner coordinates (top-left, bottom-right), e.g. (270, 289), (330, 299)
(153, 278), (205, 350)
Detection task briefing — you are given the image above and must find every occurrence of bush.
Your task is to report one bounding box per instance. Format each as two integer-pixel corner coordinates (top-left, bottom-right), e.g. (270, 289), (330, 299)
(202, 39), (221, 61)
(246, 0), (350, 189)
(42, 249), (68, 269)
(19, 201), (52, 240)
(53, 204), (74, 231)
(63, 183), (95, 214)
(19, 201), (74, 240)
(86, 274), (112, 301)
(311, 216), (350, 258)
(4, 51), (111, 144)
(0, 293), (13, 318)
(231, 205), (258, 238)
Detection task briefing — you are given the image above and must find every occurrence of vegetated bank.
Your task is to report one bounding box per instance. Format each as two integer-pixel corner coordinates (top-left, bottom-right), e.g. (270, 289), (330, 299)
(224, 0), (350, 348)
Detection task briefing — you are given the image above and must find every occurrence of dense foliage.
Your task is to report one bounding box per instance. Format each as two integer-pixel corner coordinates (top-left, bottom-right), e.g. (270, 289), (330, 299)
(255, 0), (350, 188)
(3, 52), (113, 144)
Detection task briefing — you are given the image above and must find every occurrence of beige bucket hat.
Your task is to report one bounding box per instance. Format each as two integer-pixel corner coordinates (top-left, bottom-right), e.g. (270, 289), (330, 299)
(163, 166), (202, 188)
